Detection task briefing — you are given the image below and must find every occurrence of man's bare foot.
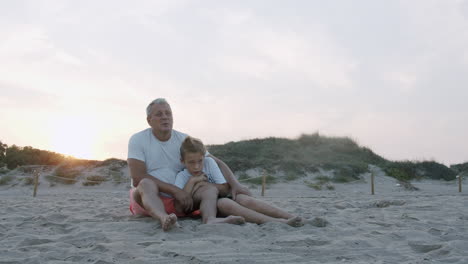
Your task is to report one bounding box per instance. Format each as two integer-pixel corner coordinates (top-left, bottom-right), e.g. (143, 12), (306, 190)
(285, 216), (304, 227)
(205, 215), (245, 225)
(161, 213), (178, 231)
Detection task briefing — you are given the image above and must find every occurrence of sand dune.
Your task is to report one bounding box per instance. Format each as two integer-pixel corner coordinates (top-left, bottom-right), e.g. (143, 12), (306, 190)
(1, 173), (467, 264)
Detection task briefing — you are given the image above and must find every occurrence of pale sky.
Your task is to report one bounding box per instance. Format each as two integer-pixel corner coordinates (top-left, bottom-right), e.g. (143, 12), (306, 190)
(1, 0), (467, 165)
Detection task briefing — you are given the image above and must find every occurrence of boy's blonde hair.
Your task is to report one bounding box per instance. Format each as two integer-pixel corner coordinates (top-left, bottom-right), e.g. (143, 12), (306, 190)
(180, 136), (206, 159)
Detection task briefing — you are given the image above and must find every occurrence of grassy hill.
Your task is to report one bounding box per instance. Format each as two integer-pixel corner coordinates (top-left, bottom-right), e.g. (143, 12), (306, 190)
(208, 133), (459, 182)
(1, 133), (465, 187)
(208, 133), (385, 182)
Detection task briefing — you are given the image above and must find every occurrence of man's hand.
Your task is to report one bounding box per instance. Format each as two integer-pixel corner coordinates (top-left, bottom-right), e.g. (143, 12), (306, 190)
(231, 183), (252, 200)
(173, 188), (193, 213)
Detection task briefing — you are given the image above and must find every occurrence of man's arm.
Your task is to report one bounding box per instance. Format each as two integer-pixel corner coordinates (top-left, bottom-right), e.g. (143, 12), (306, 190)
(128, 158), (193, 212)
(212, 183), (230, 197)
(207, 154), (252, 200)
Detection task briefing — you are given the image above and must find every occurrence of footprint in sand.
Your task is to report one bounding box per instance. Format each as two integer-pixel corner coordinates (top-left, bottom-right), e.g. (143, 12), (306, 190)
(306, 217), (329, 227)
(408, 241), (443, 253)
(18, 238), (53, 247)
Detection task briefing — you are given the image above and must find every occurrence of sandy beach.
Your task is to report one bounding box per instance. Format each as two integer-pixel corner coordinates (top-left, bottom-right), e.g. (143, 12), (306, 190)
(1, 172), (467, 264)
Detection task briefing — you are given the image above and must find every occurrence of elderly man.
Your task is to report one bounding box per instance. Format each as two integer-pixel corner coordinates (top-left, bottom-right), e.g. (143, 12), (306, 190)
(127, 98), (251, 230)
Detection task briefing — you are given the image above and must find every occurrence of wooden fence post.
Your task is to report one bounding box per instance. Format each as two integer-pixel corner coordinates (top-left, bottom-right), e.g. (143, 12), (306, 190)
(261, 169), (266, 196)
(33, 169), (39, 197)
(371, 171), (375, 195)
(459, 174), (463, 193)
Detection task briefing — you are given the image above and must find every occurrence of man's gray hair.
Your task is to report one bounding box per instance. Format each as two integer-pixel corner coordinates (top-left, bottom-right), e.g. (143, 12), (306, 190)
(146, 98), (170, 117)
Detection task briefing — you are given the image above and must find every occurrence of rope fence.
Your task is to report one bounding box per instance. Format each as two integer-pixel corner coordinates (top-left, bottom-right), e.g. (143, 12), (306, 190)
(5, 168), (465, 198)
(370, 171), (464, 195)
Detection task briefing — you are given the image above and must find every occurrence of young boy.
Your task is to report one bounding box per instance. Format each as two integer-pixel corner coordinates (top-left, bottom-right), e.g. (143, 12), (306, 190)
(174, 136), (245, 225)
(175, 136), (305, 227)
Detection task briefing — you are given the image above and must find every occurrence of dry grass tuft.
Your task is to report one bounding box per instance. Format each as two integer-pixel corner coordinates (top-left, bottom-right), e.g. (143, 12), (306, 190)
(82, 175), (107, 186)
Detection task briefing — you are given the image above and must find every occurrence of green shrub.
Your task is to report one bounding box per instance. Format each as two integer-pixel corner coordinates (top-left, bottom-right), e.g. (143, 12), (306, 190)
(82, 175), (107, 186)
(315, 175), (331, 184)
(450, 162), (468, 174)
(22, 176), (35, 185)
(97, 158), (127, 168)
(333, 168), (358, 183)
(0, 175), (13, 185)
(109, 171), (126, 184)
(17, 166), (37, 173)
(285, 172), (300, 181)
(386, 167), (412, 181)
(51, 165), (81, 184)
(384, 160), (455, 181)
(0, 167), (9, 175)
(3, 144), (68, 169)
(418, 161), (456, 181)
(237, 172), (250, 181)
(279, 160), (304, 175)
(307, 182), (322, 190)
(306, 178), (334, 191)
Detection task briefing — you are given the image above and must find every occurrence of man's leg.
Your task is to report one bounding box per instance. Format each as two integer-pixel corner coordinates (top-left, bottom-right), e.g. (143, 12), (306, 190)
(217, 198), (303, 227)
(134, 178), (178, 231)
(192, 185), (244, 225)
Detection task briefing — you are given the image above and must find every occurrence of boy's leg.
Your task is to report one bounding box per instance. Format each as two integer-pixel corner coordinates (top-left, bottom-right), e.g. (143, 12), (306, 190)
(192, 184), (244, 225)
(235, 194), (296, 219)
(134, 178), (178, 231)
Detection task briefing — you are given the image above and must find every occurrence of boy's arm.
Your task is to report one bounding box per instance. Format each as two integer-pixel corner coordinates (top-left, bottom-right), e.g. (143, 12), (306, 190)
(183, 179), (196, 194)
(207, 154), (252, 200)
(183, 176), (206, 194)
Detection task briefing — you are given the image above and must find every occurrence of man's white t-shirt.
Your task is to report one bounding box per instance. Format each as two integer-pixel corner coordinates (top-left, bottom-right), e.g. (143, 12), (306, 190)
(127, 128), (188, 187)
(174, 157), (227, 189)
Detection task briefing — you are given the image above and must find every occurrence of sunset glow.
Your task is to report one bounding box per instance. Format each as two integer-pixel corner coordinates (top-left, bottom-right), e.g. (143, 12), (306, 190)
(48, 115), (100, 160)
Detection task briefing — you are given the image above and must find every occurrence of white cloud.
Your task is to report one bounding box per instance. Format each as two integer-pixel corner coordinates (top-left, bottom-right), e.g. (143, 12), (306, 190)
(213, 17), (357, 90)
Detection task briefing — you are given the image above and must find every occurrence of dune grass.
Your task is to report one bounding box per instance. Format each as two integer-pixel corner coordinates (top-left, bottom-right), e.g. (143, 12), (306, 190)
(22, 176), (35, 185)
(0, 175), (14, 185)
(47, 162), (86, 185)
(383, 160), (456, 181)
(450, 162), (468, 174)
(306, 178), (335, 191)
(82, 175), (107, 186)
(96, 158), (127, 168)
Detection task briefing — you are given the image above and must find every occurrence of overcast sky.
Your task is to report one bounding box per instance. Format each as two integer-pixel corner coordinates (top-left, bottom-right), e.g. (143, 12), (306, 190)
(1, 0), (467, 165)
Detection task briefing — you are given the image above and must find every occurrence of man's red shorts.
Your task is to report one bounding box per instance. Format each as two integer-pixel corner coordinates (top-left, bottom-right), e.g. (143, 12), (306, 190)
(129, 188), (200, 217)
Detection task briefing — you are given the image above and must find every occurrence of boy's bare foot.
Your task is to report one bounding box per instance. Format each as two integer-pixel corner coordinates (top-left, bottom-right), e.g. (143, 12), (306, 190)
(285, 216), (304, 227)
(161, 213), (178, 231)
(206, 215), (245, 225)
